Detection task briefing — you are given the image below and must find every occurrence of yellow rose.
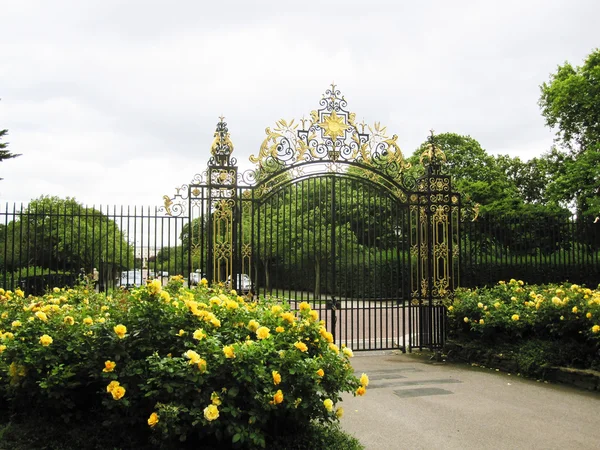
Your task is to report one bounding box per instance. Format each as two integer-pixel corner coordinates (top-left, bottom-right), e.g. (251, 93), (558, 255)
(225, 299), (238, 310)
(271, 305), (282, 314)
(477, 302), (483, 309)
(39, 334), (53, 346)
(193, 329), (207, 340)
(0, 344), (6, 354)
(147, 279), (162, 295)
(335, 407), (344, 418)
(147, 412), (159, 427)
(273, 389), (284, 404)
(272, 371), (281, 385)
(11, 320), (22, 328)
(106, 380), (120, 393)
(586, 312), (592, 319)
(360, 373), (369, 387)
(256, 326), (270, 340)
(511, 314), (520, 321)
(184, 350), (201, 364)
(210, 317), (221, 328)
(111, 386), (126, 400)
(276, 326), (285, 333)
(316, 368), (325, 377)
(572, 306), (578, 314)
(178, 329), (186, 336)
(247, 319), (260, 332)
(197, 358), (207, 373)
(97, 317), (105, 323)
(113, 324), (127, 339)
(83, 317), (93, 325)
(447, 305), (454, 311)
(204, 404), (219, 421)
(200, 278), (208, 286)
(479, 319), (485, 325)
(329, 343), (339, 354)
(223, 345), (235, 359)
(299, 301), (311, 312)
(592, 325), (600, 334)
(211, 391), (222, 406)
(323, 398), (333, 412)
(160, 291), (171, 303)
(342, 347), (354, 358)
(294, 342), (308, 352)
(356, 386), (366, 396)
(281, 312), (295, 324)
(103, 360), (116, 372)
(463, 317), (469, 323)
(35, 311), (48, 322)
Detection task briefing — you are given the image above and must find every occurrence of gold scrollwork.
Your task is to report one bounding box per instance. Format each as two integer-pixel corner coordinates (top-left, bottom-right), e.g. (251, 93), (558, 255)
(248, 84), (411, 188)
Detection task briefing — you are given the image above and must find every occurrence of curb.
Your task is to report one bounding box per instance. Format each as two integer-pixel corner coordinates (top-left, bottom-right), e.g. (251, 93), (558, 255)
(444, 341), (600, 392)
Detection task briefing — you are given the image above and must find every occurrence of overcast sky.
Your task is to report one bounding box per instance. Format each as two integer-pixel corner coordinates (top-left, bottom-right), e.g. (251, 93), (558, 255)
(1, 0), (598, 207)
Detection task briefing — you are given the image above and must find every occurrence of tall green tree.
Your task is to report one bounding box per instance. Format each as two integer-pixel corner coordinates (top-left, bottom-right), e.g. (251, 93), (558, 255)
(0, 196), (133, 288)
(539, 48), (600, 153)
(539, 48), (600, 216)
(409, 132), (521, 213)
(494, 154), (551, 204)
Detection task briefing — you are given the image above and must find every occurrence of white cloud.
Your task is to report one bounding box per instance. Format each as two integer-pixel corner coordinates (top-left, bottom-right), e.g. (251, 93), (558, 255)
(1, 0), (599, 207)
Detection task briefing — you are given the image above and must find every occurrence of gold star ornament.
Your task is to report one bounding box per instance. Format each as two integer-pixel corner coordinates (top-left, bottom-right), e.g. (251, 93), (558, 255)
(318, 110), (350, 141)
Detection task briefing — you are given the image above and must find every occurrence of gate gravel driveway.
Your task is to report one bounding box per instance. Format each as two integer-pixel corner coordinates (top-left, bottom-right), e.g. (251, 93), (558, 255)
(340, 351), (600, 450)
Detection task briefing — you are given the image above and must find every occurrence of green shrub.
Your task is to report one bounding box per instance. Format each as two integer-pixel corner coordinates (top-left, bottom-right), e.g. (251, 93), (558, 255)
(446, 279), (600, 370)
(0, 277), (367, 448)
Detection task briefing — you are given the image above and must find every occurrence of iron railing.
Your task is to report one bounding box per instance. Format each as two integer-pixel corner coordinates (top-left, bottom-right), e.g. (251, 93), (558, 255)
(460, 213), (600, 288)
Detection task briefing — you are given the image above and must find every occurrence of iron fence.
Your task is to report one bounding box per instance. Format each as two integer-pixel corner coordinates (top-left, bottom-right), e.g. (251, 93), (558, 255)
(460, 213), (600, 288)
(0, 202), (188, 294)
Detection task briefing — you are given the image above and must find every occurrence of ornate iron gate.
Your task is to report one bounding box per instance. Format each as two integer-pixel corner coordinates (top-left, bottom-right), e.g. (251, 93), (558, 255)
(164, 85), (460, 351)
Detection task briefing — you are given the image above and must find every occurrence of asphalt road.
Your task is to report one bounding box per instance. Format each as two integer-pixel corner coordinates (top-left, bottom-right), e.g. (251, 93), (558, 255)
(340, 351), (600, 450)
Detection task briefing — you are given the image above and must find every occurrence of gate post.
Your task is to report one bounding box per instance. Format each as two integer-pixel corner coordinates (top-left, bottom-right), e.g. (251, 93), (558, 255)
(207, 117), (238, 285)
(412, 132), (459, 349)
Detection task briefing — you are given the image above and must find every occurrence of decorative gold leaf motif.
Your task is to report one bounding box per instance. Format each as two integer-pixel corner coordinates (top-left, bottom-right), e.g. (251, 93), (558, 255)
(163, 195), (173, 216)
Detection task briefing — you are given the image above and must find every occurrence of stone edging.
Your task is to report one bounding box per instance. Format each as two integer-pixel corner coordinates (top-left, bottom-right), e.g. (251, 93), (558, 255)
(443, 341), (600, 392)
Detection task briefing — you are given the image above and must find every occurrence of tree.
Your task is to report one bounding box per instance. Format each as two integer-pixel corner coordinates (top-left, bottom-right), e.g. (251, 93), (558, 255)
(539, 48), (600, 216)
(494, 154), (551, 205)
(0, 128), (21, 180)
(0, 196), (133, 290)
(542, 146), (600, 216)
(409, 133), (521, 213)
(539, 48), (600, 153)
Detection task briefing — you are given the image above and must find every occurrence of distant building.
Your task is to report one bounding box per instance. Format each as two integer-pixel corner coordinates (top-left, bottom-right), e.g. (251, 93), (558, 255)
(134, 246), (159, 267)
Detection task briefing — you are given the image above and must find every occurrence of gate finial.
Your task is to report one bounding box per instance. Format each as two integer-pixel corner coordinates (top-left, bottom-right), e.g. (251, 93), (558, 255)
(419, 130), (447, 170)
(210, 116), (235, 166)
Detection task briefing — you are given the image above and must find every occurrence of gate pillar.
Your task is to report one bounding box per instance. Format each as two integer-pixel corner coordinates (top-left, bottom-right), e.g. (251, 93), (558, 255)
(410, 132), (460, 349)
(207, 117), (238, 285)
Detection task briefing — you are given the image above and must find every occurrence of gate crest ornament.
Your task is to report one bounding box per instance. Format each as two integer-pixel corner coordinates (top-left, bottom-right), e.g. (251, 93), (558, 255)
(247, 83), (411, 187)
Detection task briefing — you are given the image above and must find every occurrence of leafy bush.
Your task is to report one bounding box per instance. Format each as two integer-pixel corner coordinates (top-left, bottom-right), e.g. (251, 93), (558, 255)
(446, 279), (600, 370)
(0, 277), (366, 449)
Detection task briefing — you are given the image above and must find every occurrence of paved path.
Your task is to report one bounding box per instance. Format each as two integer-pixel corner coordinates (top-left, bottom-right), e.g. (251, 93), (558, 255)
(340, 351), (600, 450)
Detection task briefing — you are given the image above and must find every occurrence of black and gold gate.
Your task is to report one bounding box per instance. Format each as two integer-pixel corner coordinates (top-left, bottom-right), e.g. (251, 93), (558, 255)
(164, 85), (460, 351)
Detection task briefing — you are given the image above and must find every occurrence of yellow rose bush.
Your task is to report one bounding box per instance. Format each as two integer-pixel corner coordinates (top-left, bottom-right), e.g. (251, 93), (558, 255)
(446, 280), (600, 374)
(0, 278), (363, 448)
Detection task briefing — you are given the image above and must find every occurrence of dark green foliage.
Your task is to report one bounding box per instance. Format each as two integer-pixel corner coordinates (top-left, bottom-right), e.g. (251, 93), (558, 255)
(1, 125), (22, 181)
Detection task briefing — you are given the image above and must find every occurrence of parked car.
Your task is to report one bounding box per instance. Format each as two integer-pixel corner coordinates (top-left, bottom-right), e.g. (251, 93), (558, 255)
(118, 270), (144, 289)
(227, 274), (252, 294)
(190, 270), (205, 286)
